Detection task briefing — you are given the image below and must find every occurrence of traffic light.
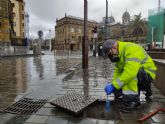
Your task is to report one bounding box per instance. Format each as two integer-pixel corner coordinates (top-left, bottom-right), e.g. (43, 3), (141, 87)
(92, 26), (97, 33)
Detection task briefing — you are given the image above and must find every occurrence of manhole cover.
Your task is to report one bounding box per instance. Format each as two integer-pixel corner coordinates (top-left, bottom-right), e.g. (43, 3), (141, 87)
(3, 98), (47, 114)
(50, 91), (97, 114)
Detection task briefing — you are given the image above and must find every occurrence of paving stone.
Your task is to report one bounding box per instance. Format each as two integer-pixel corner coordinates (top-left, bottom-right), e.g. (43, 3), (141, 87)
(46, 117), (69, 124)
(43, 103), (55, 108)
(53, 108), (73, 117)
(35, 107), (55, 116)
(120, 108), (145, 120)
(0, 113), (15, 124)
(117, 120), (148, 124)
(142, 102), (164, 113)
(67, 118), (101, 124)
(151, 114), (165, 123)
(83, 118), (98, 124)
(25, 115), (49, 123)
(24, 122), (39, 124)
(153, 93), (165, 99)
(68, 117), (84, 124)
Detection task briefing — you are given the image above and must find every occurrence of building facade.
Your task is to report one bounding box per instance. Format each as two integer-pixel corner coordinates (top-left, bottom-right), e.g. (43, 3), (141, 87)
(10, 0), (25, 45)
(122, 10), (130, 24)
(0, 0), (13, 46)
(55, 15), (98, 50)
(108, 10), (147, 44)
(0, 0), (25, 46)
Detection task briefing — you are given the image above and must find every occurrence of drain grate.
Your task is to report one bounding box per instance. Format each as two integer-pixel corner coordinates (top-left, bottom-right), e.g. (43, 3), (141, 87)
(50, 91), (97, 114)
(3, 98), (47, 114)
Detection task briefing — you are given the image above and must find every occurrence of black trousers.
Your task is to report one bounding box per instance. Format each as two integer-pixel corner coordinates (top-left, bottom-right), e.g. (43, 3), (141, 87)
(137, 68), (153, 97)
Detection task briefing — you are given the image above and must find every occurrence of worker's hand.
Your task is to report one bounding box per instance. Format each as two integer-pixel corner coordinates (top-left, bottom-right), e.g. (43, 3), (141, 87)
(104, 83), (115, 95)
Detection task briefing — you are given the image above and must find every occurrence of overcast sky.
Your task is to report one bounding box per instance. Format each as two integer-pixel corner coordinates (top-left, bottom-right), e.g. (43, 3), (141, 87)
(25, 0), (165, 39)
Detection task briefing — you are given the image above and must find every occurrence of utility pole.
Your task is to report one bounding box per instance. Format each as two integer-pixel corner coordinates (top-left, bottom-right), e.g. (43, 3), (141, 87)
(105, 0), (108, 40)
(92, 26), (97, 57)
(82, 0), (88, 69)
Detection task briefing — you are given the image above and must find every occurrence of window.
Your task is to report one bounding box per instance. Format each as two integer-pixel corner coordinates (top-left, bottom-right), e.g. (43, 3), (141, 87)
(6, 29), (10, 33)
(22, 23), (24, 27)
(70, 28), (75, 33)
(12, 12), (16, 17)
(22, 14), (24, 19)
(14, 32), (16, 36)
(12, 3), (15, 8)
(13, 22), (16, 26)
(72, 36), (76, 40)
(0, 22), (1, 28)
(78, 29), (81, 33)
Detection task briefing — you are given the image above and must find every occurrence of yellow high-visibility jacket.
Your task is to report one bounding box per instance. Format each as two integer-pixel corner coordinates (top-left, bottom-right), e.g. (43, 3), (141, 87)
(112, 41), (157, 95)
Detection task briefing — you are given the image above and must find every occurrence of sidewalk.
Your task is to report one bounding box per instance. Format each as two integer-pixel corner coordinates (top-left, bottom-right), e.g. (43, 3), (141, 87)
(24, 57), (165, 124)
(0, 54), (164, 124)
(0, 46), (44, 58)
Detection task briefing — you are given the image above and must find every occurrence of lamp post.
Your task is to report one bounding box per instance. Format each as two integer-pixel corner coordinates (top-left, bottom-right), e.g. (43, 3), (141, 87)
(105, 0), (108, 40)
(82, 0), (88, 69)
(49, 29), (51, 51)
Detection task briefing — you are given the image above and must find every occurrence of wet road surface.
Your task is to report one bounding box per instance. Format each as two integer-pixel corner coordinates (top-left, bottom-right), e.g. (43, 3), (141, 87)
(0, 51), (164, 124)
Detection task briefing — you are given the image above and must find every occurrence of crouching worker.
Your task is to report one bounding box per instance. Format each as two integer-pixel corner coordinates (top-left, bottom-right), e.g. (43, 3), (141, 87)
(103, 39), (157, 112)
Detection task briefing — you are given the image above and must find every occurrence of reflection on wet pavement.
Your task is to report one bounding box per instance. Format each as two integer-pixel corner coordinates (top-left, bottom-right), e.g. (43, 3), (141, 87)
(61, 57), (114, 100)
(0, 52), (81, 110)
(0, 58), (27, 110)
(56, 58), (81, 75)
(0, 51), (165, 124)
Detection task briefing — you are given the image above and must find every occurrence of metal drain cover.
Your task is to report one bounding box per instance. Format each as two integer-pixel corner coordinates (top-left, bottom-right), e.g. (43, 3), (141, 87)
(3, 98), (47, 114)
(50, 92), (97, 114)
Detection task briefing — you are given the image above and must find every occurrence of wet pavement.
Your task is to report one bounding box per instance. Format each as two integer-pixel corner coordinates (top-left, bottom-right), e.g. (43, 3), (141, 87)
(0, 50), (164, 124)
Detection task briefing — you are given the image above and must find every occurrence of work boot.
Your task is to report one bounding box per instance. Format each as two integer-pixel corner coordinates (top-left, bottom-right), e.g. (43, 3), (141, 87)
(114, 89), (122, 100)
(145, 87), (153, 102)
(119, 95), (141, 113)
(145, 95), (153, 102)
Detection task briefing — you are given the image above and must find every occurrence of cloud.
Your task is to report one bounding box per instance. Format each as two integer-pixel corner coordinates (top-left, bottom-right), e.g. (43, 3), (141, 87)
(25, 0), (164, 39)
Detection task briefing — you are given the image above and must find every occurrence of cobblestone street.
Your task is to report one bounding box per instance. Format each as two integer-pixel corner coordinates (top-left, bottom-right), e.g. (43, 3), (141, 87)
(0, 51), (164, 124)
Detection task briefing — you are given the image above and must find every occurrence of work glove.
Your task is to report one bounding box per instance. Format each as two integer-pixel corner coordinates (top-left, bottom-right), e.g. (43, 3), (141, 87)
(104, 83), (115, 95)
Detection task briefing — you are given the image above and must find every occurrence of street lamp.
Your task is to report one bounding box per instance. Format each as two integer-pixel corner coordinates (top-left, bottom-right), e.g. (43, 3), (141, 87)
(82, 0), (88, 69)
(49, 29), (51, 51)
(105, 0), (108, 40)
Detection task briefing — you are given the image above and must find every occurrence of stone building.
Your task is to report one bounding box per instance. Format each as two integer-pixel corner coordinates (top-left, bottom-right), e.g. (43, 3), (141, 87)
(54, 14), (98, 51)
(11, 0), (25, 45)
(108, 10), (147, 43)
(0, 0), (13, 46)
(0, 0), (25, 46)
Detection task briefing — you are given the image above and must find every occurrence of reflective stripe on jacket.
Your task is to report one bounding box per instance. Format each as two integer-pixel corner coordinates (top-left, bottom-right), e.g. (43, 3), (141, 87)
(112, 41), (157, 93)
